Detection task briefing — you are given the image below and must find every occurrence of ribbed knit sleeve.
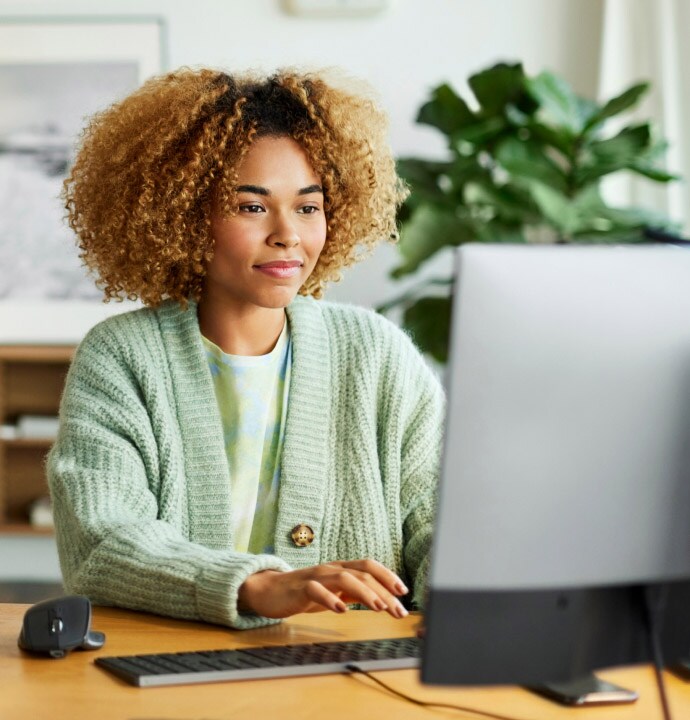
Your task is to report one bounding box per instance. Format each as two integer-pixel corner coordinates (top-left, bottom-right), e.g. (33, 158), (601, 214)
(317, 302), (445, 610)
(375, 315), (444, 609)
(47, 311), (291, 630)
(396, 337), (445, 609)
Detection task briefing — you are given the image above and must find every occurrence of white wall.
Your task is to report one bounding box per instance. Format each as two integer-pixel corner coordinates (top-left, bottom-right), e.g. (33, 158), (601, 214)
(0, 0), (605, 311)
(0, 535), (61, 581)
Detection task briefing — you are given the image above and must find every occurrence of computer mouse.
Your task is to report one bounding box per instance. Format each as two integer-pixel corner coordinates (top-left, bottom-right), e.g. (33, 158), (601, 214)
(17, 595), (106, 658)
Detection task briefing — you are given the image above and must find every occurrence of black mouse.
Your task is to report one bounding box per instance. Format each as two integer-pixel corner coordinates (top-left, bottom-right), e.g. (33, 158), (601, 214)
(18, 595), (106, 658)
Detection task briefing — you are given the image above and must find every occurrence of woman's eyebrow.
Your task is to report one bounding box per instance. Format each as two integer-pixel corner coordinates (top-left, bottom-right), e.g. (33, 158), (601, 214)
(235, 184), (323, 196)
(298, 184), (323, 195)
(236, 184), (269, 196)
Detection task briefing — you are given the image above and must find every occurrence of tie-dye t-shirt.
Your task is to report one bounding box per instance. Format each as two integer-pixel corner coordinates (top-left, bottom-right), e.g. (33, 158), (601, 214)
(202, 322), (292, 554)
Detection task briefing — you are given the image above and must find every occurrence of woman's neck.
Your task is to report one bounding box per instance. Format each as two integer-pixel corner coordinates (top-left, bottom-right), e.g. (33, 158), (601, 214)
(196, 297), (286, 356)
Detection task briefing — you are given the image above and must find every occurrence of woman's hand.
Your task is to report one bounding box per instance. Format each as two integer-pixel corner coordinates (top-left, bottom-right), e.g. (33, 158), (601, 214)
(237, 559), (409, 619)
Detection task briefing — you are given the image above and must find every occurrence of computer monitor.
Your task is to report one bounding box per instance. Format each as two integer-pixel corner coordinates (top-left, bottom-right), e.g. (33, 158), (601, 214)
(423, 244), (690, 686)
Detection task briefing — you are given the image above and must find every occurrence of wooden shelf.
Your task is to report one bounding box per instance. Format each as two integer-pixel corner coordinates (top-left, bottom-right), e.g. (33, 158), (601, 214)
(0, 523), (54, 536)
(0, 345), (73, 530)
(0, 437), (56, 448)
(0, 345), (74, 363)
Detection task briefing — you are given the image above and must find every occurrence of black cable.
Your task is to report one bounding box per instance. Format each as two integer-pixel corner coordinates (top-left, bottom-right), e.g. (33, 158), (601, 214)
(644, 586), (673, 720)
(345, 664), (525, 720)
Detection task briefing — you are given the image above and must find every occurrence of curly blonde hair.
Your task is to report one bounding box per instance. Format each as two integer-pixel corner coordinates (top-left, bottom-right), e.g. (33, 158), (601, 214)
(63, 67), (408, 306)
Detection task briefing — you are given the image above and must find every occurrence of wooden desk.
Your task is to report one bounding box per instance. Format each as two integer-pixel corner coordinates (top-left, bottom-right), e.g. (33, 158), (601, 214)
(1, 603), (689, 720)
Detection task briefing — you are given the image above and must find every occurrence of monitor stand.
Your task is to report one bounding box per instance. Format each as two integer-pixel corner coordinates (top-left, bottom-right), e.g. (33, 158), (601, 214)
(528, 674), (638, 705)
(672, 659), (690, 681)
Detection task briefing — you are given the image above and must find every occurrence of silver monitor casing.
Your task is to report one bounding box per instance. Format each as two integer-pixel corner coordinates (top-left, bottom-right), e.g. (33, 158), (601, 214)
(424, 244), (690, 685)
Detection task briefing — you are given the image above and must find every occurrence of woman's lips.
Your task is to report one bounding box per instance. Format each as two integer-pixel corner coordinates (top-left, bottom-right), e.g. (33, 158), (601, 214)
(254, 260), (303, 279)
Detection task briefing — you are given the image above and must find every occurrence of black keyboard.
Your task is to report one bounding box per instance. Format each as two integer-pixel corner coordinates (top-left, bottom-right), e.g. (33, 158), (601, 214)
(95, 636), (421, 687)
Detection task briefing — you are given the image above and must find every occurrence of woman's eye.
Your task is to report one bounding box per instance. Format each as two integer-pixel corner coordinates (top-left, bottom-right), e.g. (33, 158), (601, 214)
(299, 205), (320, 215)
(239, 203), (264, 213)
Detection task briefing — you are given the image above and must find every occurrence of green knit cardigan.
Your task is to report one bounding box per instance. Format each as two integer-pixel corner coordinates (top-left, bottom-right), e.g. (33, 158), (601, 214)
(47, 296), (444, 629)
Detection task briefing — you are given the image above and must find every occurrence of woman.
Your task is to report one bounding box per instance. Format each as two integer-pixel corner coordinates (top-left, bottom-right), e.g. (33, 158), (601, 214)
(48, 68), (444, 630)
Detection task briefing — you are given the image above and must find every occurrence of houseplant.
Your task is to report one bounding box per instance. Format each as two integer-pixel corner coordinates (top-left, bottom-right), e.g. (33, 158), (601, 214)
(381, 62), (679, 362)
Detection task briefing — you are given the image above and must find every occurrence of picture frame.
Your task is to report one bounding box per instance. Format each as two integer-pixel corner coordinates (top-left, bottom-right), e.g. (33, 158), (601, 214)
(0, 16), (167, 344)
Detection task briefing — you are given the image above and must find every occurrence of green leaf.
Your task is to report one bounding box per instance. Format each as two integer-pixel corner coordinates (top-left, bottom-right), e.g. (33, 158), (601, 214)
(570, 184), (606, 213)
(525, 71), (585, 135)
(393, 206), (475, 277)
(527, 121), (576, 157)
(561, 190), (676, 237)
(589, 124), (650, 161)
(417, 83), (475, 135)
(584, 82), (649, 131)
(495, 137), (569, 193)
(468, 63), (528, 115)
(534, 184), (633, 236)
(572, 228), (647, 244)
(464, 181), (538, 223)
(525, 182), (580, 236)
(577, 124), (653, 183)
(475, 222), (527, 244)
(627, 161), (678, 182)
(451, 117), (506, 146)
(596, 205), (677, 230)
(625, 136), (679, 182)
(403, 295), (452, 363)
(576, 97), (600, 129)
(445, 155), (493, 189)
(505, 103), (530, 126)
(396, 158), (457, 205)
(376, 277), (452, 315)
(641, 137), (670, 162)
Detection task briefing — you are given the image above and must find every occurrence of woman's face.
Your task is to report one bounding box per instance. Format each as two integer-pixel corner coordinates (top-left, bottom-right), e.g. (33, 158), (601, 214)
(204, 135), (327, 313)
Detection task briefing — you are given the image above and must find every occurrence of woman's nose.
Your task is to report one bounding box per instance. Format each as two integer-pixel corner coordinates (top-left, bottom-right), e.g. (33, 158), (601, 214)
(268, 215), (300, 248)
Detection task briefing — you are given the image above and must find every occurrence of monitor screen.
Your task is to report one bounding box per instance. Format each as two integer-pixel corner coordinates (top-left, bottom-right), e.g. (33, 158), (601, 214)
(423, 244), (690, 685)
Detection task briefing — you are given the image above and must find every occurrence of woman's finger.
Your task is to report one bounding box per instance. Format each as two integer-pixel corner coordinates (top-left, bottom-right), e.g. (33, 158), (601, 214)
(303, 579), (348, 614)
(335, 558), (408, 596)
(319, 569), (407, 618)
(342, 568), (409, 618)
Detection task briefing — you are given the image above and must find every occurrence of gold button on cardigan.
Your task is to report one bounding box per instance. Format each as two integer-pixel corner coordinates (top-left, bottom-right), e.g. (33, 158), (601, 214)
(291, 524), (315, 547)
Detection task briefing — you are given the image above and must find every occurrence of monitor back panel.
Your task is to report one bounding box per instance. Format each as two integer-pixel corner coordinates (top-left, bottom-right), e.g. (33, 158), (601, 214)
(432, 244), (690, 592)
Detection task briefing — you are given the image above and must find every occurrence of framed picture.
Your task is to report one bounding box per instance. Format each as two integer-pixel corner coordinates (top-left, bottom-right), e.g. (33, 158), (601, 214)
(0, 16), (166, 343)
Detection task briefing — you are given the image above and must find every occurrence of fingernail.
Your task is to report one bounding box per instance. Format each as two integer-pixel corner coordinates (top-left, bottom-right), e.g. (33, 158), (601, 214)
(395, 582), (409, 595)
(375, 599), (388, 612)
(397, 602), (409, 618)
(336, 602), (347, 613)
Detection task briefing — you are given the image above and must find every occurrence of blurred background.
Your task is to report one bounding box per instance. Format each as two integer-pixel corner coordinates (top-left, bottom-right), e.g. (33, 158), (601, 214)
(0, 0), (687, 597)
